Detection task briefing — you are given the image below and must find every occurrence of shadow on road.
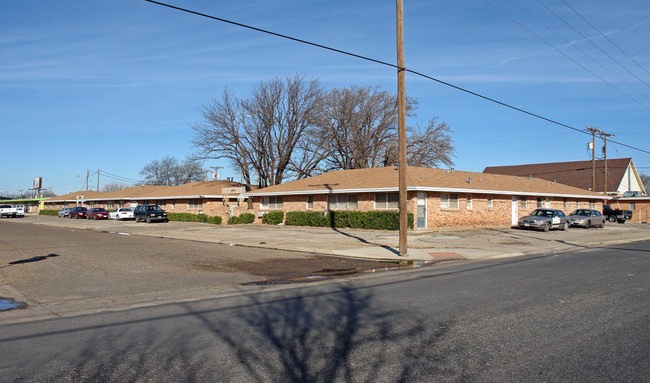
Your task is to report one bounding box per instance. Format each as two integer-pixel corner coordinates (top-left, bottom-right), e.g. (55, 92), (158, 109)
(23, 286), (480, 382)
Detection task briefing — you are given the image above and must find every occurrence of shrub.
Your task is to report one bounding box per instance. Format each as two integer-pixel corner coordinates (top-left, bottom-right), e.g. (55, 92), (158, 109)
(167, 212), (211, 223)
(39, 209), (59, 216)
(285, 210), (413, 230)
(228, 213), (255, 224)
(207, 216), (222, 225)
(262, 211), (284, 225)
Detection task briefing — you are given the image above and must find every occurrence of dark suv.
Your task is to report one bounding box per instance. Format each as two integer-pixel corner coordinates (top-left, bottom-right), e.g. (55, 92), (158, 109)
(134, 204), (168, 223)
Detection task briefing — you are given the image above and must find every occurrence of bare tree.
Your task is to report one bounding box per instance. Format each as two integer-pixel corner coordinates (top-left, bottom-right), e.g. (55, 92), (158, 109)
(320, 86), (406, 170)
(383, 117), (455, 168)
(193, 74), (324, 188)
(640, 173), (650, 194)
(102, 183), (129, 192)
(140, 155), (204, 186)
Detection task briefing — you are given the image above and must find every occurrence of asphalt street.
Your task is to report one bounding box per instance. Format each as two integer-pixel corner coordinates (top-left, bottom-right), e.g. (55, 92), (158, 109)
(1, 241), (648, 382)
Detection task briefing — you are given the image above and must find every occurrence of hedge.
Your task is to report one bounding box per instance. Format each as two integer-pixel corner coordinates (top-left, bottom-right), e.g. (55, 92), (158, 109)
(227, 213), (255, 224)
(167, 212), (222, 225)
(285, 210), (414, 230)
(262, 211), (284, 225)
(39, 209), (59, 216)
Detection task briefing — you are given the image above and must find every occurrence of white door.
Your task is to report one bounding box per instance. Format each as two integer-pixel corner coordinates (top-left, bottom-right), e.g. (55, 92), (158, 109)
(511, 196), (518, 226)
(417, 192), (427, 229)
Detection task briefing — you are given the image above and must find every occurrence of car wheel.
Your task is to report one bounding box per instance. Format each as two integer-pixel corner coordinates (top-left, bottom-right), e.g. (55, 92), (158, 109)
(608, 216), (616, 223)
(599, 220), (605, 228)
(562, 222), (568, 231)
(543, 223), (550, 232)
(585, 220), (590, 229)
(147, 218), (152, 223)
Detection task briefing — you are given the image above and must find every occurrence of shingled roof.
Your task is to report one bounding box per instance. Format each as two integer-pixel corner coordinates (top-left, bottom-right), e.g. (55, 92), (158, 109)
(247, 166), (604, 199)
(46, 180), (245, 202)
(483, 158), (634, 194)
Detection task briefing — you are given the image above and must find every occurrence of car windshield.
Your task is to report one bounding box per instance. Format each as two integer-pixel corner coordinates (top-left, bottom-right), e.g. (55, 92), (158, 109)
(571, 209), (590, 216)
(531, 209), (553, 217)
(121, 208), (132, 212)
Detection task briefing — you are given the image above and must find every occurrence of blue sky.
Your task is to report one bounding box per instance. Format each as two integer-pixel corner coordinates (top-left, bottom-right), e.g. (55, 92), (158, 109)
(2, 0), (649, 195)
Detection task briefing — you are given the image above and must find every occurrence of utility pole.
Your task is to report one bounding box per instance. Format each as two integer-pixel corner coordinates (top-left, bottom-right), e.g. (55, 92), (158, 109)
(210, 166), (223, 181)
(86, 169), (90, 191)
(97, 168), (100, 192)
(396, 0), (408, 256)
(586, 126), (598, 192)
(601, 132), (614, 194)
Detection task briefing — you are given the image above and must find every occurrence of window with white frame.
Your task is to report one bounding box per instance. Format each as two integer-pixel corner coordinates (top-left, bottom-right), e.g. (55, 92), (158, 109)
(487, 195), (493, 209)
(630, 202), (636, 210)
(108, 201), (114, 209)
(327, 194), (358, 210)
(307, 195), (313, 209)
(520, 197), (527, 210)
(440, 193), (459, 209)
(261, 196), (283, 210)
(466, 195), (473, 210)
(375, 192), (399, 209)
(537, 197), (543, 208)
(188, 199), (202, 210)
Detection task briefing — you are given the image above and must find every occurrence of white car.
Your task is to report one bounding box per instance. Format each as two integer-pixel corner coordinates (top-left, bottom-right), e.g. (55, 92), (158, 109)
(109, 208), (134, 221)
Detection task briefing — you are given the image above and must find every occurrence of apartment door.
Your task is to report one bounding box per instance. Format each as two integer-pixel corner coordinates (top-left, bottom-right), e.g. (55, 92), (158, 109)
(511, 196), (518, 226)
(417, 192), (427, 229)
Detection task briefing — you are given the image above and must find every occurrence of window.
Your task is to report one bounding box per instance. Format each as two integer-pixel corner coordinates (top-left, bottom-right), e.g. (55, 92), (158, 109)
(327, 194), (358, 210)
(188, 199), (202, 210)
(261, 196), (283, 210)
(119, 201), (124, 208)
(375, 192), (399, 209)
(441, 193), (459, 209)
(520, 197), (527, 210)
(307, 195), (313, 209)
(537, 198), (543, 208)
(487, 195), (493, 210)
(159, 200), (166, 208)
(630, 202), (636, 211)
(563, 199), (567, 210)
(108, 201), (114, 209)
(466, 195), (473, 210)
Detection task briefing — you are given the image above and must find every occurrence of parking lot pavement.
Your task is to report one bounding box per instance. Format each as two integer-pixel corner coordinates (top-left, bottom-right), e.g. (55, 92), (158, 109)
(18, 215), (650, 261)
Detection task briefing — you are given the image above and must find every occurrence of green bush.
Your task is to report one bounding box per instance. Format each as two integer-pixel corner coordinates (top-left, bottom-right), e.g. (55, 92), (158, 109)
(206, 216), (222, 225)
(228, 213), (255, 224)
(285, 210), (413, 230)
(262, 211), (284, 225)
(39, 209), (59, 216)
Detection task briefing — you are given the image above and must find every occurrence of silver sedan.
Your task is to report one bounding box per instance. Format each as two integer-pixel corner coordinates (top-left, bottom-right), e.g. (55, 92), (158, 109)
(568, 209), (605, 229)
(518, 208), (569, 232)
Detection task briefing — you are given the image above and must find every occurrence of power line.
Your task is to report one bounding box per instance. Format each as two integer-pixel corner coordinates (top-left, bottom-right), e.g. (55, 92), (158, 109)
(143, 0), (650, 155)
(539, 0), (650, 91)
(559, 0), (650, 78)
(482, 0), (650, 110)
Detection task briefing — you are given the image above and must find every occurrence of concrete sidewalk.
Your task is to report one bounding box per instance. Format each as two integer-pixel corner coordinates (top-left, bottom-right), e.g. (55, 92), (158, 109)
(22, 215), (650, 261)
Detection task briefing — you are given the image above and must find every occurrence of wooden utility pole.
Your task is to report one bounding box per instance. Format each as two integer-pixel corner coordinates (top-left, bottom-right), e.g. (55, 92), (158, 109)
(601, 132), (614, 194)
(396, 0), (408, 256)
(586, 126), (598, 192)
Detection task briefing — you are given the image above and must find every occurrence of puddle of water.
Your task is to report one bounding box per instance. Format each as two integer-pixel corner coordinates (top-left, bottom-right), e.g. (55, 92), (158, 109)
(0, 297), (27, 311)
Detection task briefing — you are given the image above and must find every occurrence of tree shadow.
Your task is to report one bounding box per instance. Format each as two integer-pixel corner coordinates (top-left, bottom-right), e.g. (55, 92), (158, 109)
(18, 285), (478, 382)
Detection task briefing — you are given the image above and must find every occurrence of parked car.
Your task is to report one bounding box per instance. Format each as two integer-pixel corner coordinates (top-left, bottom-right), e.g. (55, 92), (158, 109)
(602, 205), (633, 223)
(109, 208), (134, 221)
(134, 204), (168, 223)
(68, 206), (89, 219)
(518, 208), (569, 232)
(87, 208), (109, 220)
(568, 209), (605, 228)
(58, 207), (71, 218)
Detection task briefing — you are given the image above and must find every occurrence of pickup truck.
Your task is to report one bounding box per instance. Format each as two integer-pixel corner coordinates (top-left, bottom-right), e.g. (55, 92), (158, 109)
(0, 204), (25, 218)
(602, 205), (633, 223)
